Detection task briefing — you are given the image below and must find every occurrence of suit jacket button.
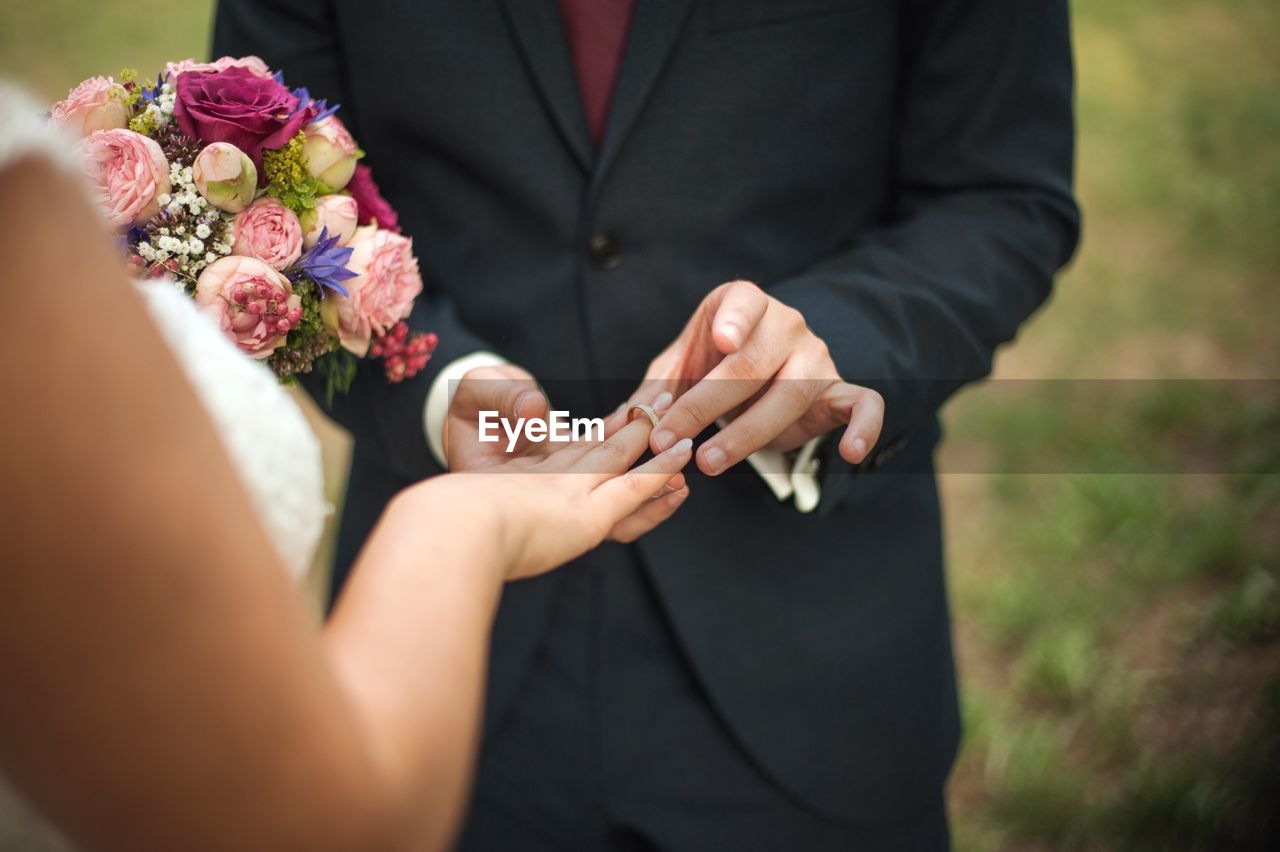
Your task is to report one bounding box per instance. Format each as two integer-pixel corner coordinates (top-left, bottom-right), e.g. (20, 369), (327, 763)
(587, 232), (622, 269)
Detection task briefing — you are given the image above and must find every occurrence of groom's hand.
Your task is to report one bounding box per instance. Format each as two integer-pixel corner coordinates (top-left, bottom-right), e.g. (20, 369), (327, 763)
(608, 280), (884, 477)
(443, 364), (550, 471)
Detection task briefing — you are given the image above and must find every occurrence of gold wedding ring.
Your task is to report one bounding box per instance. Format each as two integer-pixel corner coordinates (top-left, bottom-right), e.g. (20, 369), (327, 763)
(628, 403), (660, 430)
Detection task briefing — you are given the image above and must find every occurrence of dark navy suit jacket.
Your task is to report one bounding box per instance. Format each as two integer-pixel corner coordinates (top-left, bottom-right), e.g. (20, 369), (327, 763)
(215, 0), (1078, 823)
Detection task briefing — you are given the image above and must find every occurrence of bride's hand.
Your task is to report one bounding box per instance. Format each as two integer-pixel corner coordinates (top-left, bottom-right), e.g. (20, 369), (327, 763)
(400, 416), (693, 582)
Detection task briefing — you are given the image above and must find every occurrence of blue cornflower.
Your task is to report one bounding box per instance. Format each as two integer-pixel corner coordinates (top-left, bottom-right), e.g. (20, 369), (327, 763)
(289, 227), (356, 297)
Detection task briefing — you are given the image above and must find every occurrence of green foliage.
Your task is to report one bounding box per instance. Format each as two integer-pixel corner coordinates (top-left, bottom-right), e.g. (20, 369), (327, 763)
(1103, 760), (1235, 850)
(985, 719), (1090, 843)
(115, 66), (142, 105)
(1204, 567), (1280, 645)
(1014, 626), (1097, 710)
(261, 133), (326, 218)
(127, 110), (160, 136)
(317, 348), (358, 406)
(267, 277), (338, 383)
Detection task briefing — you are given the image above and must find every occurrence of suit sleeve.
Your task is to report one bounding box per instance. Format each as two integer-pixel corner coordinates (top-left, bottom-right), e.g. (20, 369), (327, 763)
(213, 0), (494, 479)
(771, 0), (1080, 505)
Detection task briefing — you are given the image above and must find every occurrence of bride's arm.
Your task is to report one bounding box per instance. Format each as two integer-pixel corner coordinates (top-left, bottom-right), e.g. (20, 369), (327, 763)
(0, 156), (689, 851)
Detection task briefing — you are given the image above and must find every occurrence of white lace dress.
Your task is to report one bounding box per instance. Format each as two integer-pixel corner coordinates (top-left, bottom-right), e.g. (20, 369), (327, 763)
(0, 84), (328, 850)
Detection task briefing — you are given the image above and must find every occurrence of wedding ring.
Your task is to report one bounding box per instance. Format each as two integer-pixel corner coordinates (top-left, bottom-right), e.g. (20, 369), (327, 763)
(628, 403), (660, 430)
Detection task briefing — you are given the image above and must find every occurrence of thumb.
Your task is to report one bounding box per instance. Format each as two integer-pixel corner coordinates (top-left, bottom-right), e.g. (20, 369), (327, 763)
(453, 368), (549, 443)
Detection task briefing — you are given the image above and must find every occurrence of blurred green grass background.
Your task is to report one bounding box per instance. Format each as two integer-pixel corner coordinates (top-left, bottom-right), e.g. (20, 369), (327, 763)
(3, 1), (1278, 849)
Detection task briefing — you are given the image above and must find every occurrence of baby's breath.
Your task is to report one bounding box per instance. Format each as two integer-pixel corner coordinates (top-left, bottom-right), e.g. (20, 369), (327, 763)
(134, 159), (232, 283)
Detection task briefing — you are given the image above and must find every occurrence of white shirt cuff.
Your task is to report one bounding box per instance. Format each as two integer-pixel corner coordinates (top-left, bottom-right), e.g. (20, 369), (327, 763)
(741, 437), (824, 513)
(423, 351), (510, 469)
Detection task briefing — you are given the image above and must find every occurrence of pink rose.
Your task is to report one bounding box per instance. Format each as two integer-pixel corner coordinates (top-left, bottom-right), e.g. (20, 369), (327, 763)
(231, 197), (303, 270)
(166, 55), (273, 80)
(76, 129), (171, 230)
(300, 116), (359, 192)
(300, 194), (359, 248)
(345, 164), (400, 232)
(51, 76), (129, 138)
(195, 255), (302, 359)
(323, 225), (422, 356)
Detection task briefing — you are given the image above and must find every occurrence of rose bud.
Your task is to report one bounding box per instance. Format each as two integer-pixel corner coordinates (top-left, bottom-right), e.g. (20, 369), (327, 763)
(193, 142), (258, 213)
(51, 76), (129, 138)
(300, 194), (360, 248)
(300, 116), (360, 193)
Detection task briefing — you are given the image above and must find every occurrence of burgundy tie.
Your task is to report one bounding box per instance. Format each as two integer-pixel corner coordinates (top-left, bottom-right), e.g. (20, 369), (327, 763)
(558, 0), (637, 144)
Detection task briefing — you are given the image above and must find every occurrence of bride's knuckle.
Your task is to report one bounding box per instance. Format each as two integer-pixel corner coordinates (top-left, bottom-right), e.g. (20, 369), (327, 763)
(622, 472), (649, 497)
(599, 437), (629, 461)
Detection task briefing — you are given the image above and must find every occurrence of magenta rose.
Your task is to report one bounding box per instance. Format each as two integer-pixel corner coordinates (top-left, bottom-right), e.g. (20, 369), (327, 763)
(323, 225), (422, 356)
(195, 255), (302, 359)
(173, 66), (313, 167)
(76, 129), (171, 230)
(231, 197), (303, 270)
(345, 164), (401, 233)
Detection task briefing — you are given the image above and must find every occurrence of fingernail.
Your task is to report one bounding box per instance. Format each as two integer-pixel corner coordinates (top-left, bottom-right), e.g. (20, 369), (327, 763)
(653, 429), (676, 452)
(719, 322), (743, 348)
(702, 446), (727, 473)
(666, 437), (693, 456)
(853, 437), (868, 458)
(653, 391), (673, 412)
(667, 489), (688, 507)
(513, 391), (533, 415)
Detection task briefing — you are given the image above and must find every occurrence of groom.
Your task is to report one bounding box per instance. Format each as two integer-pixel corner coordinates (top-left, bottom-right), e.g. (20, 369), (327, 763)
(217, 1), (1077, 848)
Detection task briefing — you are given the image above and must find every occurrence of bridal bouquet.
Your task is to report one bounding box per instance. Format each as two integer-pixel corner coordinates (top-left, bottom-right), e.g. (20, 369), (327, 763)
(50, 57), (436, 397)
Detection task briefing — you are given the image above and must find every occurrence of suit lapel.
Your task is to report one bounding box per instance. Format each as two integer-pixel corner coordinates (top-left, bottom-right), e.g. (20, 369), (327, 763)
(498, 0), (594, 173)
(595, 0), (696, 181)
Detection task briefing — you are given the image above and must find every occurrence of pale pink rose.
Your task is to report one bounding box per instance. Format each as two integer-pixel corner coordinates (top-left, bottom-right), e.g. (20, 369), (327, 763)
(165, 55), (273, 80)
(324, 225), (422, 357)
(51, 76), (129, 138)
(301, 116), (360, 192)
(76, 129), (171, 230)
(231, 197), (303, 270)
(193, 142), (257, 213)
(300, 194), (359, 248)
(195, 255), (302, 359)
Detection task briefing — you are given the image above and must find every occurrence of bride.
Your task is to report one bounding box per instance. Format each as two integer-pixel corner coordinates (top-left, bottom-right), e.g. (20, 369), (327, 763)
(0, 86), (691, 851)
